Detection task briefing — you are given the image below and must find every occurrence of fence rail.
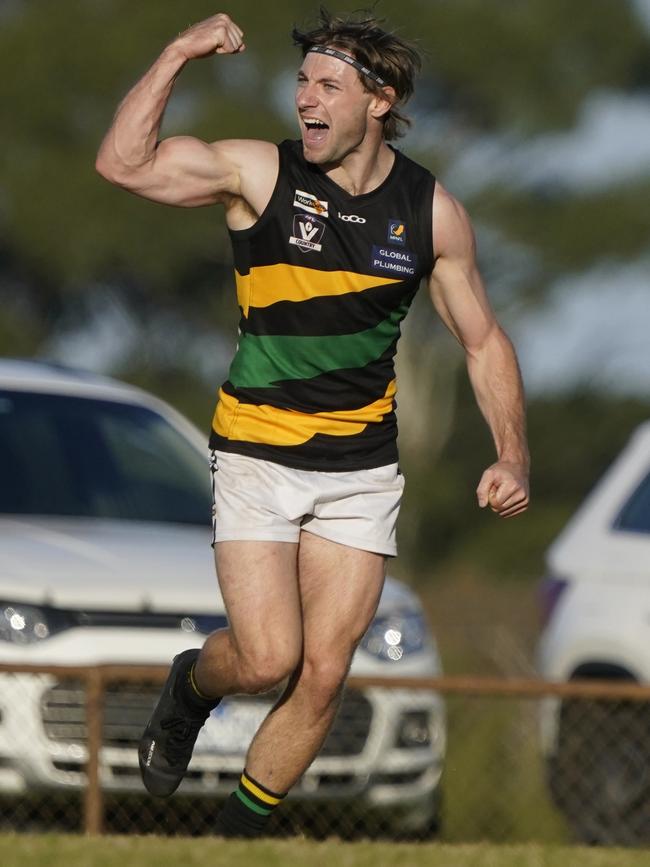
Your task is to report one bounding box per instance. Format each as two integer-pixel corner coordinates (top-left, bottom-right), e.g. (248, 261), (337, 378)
(0, 663), (649, 844)
(5, 662), (650, 697)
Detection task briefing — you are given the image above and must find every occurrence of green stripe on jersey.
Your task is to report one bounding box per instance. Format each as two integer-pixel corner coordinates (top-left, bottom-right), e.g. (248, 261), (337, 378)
(229, 303), (408, 390)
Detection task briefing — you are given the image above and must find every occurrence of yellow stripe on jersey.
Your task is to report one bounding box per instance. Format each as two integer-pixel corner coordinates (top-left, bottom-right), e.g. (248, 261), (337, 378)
(235, 264), (400, 317)
(213, 380), (397, 447)
(235, 270), (250, 315)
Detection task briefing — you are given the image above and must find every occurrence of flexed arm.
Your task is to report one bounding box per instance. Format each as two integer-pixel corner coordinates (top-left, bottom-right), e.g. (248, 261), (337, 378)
(95, 14), (269, 208)
(428, 184), (530, 518)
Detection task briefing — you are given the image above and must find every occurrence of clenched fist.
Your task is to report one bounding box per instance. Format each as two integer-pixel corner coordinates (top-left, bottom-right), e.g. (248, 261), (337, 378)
(477, 460), (529, 518)
(173, 13), (245, 61)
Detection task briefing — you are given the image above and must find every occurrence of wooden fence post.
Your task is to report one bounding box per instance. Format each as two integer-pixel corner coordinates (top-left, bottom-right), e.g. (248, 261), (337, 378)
(84, 667), (104, 835)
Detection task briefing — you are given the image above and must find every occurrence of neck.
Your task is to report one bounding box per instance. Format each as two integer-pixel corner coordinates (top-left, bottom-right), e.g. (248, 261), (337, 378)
(323, 140), (395, 196)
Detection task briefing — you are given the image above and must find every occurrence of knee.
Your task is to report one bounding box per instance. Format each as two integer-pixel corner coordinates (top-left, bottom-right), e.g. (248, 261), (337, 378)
(238, 646), (300, 694)
(300, 655), (351, 709)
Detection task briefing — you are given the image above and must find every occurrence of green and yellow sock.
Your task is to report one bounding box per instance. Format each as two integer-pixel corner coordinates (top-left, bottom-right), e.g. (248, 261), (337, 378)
(236, 770), (284, 816)
(215, 769), (287, 838)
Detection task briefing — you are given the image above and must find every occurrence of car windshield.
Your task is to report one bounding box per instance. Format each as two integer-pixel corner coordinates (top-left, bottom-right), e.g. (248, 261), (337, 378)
(0, 389), (211, 525)
(614, 468), (650, 534)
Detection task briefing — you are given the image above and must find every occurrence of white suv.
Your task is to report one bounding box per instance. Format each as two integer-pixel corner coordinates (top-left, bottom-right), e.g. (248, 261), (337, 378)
(0, 359), (445, 836)
(537, 421), (650, 844)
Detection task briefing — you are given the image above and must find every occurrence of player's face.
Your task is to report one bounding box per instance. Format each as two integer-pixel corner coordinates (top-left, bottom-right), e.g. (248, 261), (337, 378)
(295, 53), (375, 165)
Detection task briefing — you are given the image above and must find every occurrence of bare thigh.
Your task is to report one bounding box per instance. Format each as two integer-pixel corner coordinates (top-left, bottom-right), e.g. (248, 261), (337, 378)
(297, 531), (386, 668)
(214, 540), (303, 667)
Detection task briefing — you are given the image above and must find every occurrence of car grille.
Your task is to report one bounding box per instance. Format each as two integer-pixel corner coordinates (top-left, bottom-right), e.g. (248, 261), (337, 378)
(321, 688), (372, 757)
(41, 681), (162, 748)
(40, 681), (372, 757)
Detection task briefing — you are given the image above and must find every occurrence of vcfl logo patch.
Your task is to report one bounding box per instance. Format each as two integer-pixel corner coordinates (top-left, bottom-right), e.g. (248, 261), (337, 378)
(289, 214), (326, 253)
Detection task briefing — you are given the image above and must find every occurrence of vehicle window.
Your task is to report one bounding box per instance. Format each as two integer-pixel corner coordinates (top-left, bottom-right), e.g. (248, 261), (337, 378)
(614, 469), (650, 534)
(0, 390), (211, 525)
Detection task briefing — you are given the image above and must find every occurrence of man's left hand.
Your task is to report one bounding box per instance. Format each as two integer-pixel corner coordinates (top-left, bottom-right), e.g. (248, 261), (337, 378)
(477, 461), (529, 518)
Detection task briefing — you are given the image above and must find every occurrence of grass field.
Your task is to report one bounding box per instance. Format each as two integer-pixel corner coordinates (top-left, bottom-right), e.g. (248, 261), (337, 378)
(0, 835), (649, 867)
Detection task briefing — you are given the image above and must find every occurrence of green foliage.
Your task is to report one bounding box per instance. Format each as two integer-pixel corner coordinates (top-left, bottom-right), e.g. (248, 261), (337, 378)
(0, 299), (45, 359)
(475, 181), (650, 272)
(443, 695), (568, 842)
(414, 0), (648, 133)
(0, 1), (300, 292)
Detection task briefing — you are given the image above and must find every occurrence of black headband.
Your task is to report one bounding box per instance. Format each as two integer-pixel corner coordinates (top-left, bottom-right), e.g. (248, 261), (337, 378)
(307, 45), (386, 86)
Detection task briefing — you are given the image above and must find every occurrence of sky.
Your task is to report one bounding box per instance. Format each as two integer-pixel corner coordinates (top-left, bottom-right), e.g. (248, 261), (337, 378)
(445, 91), (650, 196)
(632, 0), (650, 29)
(514, 259), (650, 396)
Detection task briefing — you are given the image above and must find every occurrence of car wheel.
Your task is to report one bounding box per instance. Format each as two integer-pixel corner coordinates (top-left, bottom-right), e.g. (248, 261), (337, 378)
(549, 698), (650, 845)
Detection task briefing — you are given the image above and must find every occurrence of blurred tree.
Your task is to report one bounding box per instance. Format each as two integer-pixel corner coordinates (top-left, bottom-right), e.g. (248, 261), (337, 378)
(412, 0), (650, 133)
(1, 0), (647, 298)
(0, 0), (648, 576)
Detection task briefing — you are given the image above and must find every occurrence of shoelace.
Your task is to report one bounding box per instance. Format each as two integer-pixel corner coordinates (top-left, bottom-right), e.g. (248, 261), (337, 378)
(159, 714), (207, 765)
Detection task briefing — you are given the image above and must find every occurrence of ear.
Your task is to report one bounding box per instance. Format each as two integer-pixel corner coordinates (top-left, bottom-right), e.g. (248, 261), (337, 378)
(370, 86), (397, 121)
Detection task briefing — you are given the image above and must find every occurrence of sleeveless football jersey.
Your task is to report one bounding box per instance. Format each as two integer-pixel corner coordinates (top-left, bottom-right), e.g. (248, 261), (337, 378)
(209, 139), (436, 471)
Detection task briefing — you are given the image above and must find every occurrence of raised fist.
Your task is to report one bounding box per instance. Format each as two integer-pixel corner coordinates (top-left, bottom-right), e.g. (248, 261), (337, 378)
(173, 13), (245, 61)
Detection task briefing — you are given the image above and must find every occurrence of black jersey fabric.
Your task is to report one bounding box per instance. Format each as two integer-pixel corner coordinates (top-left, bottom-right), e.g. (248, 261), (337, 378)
(209, 139), (436, 471)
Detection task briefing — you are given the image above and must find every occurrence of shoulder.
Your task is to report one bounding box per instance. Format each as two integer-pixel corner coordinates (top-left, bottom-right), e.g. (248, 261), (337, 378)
(432, 182), (476, 260)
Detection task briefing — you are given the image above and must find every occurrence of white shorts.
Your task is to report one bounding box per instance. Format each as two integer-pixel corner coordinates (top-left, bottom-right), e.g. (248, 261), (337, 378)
(210, 450), (405, 557)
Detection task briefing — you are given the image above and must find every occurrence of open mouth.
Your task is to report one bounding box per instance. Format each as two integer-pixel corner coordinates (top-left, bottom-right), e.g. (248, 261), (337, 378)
(302, 117), (330, 145)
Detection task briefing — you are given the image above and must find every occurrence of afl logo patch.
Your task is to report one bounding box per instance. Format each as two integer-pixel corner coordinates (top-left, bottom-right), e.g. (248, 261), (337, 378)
(289, 214), (326, 253)
(388, 220), (406, 245)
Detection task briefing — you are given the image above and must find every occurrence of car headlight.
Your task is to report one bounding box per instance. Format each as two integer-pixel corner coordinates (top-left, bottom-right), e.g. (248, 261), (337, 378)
(360, 612), (428, 661)
(0, 604), (227, 643)
(0, 601), (71, 645)
(181, 614), (228, 636)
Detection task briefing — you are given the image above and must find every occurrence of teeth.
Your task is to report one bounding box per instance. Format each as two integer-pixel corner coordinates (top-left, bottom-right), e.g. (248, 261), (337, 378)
(304, 118), (327, 128)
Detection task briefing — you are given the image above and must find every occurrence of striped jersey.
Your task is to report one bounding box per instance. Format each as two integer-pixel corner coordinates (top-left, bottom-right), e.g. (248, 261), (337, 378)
(209, 139), (436, 471)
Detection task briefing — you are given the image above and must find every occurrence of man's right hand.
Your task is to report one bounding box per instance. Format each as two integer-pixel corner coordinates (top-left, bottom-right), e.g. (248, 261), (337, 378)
(172, 13), (245, 61)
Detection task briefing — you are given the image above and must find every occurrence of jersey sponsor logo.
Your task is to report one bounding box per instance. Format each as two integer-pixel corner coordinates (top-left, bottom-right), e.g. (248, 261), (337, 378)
(337, 212), (367, 224)
(371, 245), (418, 276)
(293, 189), (329, 218)
(289, 214), (326, 253)
(387, 220), (406, 245)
